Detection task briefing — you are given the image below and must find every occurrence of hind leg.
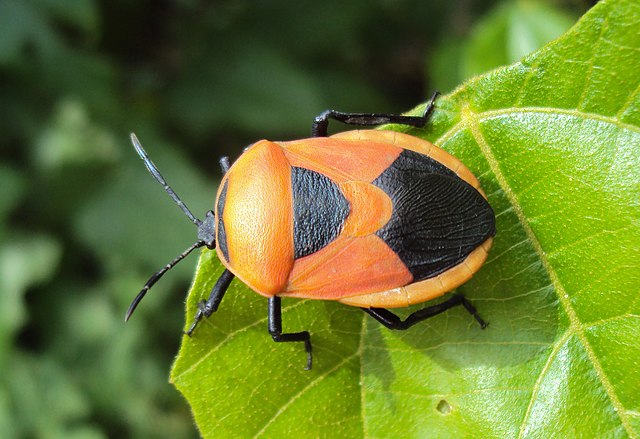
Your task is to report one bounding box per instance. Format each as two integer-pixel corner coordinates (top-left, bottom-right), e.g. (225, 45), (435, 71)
(362, 294), (487, 330)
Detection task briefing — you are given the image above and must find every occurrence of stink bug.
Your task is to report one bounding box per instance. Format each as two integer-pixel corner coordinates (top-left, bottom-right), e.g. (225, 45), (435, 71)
(126, 92), (496, 370)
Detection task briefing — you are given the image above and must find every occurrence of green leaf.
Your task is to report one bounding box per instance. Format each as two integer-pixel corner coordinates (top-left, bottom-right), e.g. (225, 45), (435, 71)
(0, 235), (61, 339)
(167, 42), (325, 138)
(34, 99), (119, 170)
(0, 164), (25, 224)
(461, 0), (576, 80)
(36, 0), (99, 37)
(0, 0), (60, 64)
(172, 0), (639, 437)
(430, 0), (576, 93)
(3, 353), (97, 439)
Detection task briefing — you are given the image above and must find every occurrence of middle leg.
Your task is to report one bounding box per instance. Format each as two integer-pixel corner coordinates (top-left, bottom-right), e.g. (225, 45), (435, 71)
(268, 296), (313, 370)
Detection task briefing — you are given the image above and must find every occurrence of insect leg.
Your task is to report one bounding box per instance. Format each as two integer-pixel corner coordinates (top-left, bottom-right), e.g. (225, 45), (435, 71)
(268, 296), (313, 370)
(185, 269), (235, 336)
(362, 293), (487, 330)
(311, 91), (439, 137)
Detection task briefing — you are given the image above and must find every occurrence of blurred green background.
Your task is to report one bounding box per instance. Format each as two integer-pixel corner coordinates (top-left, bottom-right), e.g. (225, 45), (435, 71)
(0, 0), (591, 437)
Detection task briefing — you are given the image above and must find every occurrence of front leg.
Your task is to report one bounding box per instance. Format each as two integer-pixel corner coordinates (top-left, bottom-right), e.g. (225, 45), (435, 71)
(268, 296), (313, 370)
(186, 269), (235, 336)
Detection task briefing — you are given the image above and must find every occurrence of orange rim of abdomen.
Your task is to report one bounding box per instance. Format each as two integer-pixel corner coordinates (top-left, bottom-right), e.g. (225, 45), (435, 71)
(338, 237), (493, 308)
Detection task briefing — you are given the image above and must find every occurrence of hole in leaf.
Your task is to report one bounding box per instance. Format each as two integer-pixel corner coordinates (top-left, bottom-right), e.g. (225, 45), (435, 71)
(436, 399), (452, 415)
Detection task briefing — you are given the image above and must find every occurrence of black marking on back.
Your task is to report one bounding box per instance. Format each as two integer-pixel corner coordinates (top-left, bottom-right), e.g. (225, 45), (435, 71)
(374, 149), (496, 281)
(292, 167), (350, 259)
(216, 180), (229, 262)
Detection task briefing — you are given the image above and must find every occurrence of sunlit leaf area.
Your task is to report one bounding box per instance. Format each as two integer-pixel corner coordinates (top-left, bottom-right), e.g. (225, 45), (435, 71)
(3, 1), (638, 438)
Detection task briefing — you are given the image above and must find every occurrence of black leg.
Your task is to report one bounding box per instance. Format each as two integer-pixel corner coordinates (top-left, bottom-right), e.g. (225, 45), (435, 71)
(312, 91), (440, 137)
(268, 296), (313, 370)
(362, 294), (488, 330)
(186, 269), (235, 336)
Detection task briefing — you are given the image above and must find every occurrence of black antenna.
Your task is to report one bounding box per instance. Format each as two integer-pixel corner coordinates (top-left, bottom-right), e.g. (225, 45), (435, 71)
(130, 133), (202, 227)
(126, 134), (217, 322)
(125, 240), (206, 321)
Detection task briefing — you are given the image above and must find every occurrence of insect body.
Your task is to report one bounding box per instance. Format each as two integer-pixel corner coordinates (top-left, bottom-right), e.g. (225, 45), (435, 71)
(126, 93), (496, 370)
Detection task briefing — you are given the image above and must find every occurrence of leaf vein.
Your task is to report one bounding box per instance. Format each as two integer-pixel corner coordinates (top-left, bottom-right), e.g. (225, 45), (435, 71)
(617, 83), (640, 119)
(484, 238), (530, 265)
(576, 10), (610, 112)
(253, 351), (359, 438)
(173, 299), (308, 381)
(518, 330), (573, 438)
(546, 224), (633, 259)
(585, 314), (640, 330)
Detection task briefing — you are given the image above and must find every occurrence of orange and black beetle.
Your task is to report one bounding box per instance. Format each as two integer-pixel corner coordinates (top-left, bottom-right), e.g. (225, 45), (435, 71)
(126, 93), (496, 369)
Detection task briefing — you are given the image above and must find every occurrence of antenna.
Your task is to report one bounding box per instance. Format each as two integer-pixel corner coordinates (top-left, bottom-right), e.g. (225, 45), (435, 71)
(125, 134), (216, 322)
(125, 240), (206, 321)
(130, 133), (202, 227)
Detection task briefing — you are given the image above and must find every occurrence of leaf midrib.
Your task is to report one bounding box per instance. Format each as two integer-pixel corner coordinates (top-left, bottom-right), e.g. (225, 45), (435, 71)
(458, 105), (636, 437)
